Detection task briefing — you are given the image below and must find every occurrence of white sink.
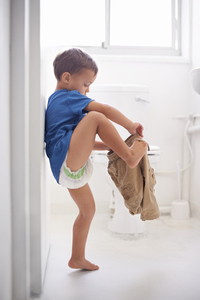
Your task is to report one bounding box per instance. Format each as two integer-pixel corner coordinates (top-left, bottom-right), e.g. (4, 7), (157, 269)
(189, 67), (200, 95)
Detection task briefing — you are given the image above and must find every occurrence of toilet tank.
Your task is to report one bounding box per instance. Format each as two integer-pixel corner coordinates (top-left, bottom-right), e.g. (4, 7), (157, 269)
(88, 84), (150, 140)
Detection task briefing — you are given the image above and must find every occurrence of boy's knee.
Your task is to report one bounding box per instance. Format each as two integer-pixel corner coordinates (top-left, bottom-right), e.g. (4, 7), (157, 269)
(80, 206), (95, 220)
(88, 111), (106, 122)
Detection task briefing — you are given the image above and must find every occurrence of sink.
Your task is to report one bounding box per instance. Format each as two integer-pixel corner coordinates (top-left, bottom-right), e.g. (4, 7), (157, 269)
(189, 67), (200, 95)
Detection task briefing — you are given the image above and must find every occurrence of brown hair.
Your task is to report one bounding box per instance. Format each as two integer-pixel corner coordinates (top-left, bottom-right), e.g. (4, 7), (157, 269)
(53, 48), (98, 80)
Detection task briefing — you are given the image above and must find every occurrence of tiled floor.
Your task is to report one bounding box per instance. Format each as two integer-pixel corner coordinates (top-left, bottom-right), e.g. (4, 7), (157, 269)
(33, 213), (200, 300)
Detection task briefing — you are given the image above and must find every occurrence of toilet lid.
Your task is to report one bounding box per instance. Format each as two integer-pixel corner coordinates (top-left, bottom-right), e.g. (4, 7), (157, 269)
(147, 145), (160, 155)
(92, 150), (108, 156)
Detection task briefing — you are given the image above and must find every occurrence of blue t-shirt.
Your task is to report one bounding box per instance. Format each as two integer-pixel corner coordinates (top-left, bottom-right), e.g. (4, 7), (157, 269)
(45, 89), (93, 182)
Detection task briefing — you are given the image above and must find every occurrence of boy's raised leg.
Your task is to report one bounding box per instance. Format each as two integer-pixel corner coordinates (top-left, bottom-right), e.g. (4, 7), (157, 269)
(66, 111), (147, 173)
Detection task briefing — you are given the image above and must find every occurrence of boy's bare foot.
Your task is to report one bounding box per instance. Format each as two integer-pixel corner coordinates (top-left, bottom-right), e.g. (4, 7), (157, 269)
(126, 139), (148, 168)
(68, 257), (99, 271)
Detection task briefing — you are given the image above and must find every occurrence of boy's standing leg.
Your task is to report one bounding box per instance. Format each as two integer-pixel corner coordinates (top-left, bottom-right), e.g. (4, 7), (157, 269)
(67, 183), (99, 271)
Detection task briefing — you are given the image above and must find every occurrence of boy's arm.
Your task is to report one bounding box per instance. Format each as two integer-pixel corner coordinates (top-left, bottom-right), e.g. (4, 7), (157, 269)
(85, 101), (144, 137)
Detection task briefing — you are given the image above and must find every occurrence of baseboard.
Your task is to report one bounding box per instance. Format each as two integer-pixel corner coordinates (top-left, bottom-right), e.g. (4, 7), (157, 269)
(51, 202), (200, 220)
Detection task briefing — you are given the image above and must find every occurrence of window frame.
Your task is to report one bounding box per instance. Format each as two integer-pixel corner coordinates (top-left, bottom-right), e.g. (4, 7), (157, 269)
(88, 0), (182, 56)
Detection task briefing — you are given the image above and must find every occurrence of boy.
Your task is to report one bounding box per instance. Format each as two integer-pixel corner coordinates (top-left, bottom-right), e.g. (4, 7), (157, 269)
(45, 48), (147, 271)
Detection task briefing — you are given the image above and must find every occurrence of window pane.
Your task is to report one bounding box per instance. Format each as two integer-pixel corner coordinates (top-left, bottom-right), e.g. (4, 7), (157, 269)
(110, 0), (172, 47)
(40, 0), (105, 47)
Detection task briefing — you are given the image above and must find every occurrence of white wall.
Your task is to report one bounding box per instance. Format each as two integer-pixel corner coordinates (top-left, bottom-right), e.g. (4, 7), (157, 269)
(0, 1), (50, 299)
(45, 52), (191, 213)
(94, 57), (191, 205)
(189, 0), (200, 218)
(0, 1), (12, 299)
(44, 1), (200, 218)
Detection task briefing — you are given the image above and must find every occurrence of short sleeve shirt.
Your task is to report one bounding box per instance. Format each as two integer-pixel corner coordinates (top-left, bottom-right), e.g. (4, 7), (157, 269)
(45, 89), (94, 182)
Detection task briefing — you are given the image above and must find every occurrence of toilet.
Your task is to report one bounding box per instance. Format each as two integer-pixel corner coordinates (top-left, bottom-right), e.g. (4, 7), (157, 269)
(88, 84), (161, 235)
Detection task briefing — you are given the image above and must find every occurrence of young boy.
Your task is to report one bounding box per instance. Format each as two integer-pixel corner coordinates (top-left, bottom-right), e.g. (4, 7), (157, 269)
(45, 48), (148, 271)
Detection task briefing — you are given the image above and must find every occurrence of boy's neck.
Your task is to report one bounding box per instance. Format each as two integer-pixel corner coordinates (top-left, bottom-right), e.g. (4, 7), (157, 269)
(55, 81), (67, 91)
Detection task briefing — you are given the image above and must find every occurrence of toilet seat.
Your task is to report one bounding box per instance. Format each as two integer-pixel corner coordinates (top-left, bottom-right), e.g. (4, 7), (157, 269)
(92, 146), (160, 161)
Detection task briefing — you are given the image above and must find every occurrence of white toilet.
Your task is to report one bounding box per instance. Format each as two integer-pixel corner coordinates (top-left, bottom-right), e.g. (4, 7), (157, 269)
(88, 84), (161, 235)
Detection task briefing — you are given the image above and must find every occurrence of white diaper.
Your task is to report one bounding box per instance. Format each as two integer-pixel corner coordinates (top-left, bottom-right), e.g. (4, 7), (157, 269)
(58, 155), (93, 189)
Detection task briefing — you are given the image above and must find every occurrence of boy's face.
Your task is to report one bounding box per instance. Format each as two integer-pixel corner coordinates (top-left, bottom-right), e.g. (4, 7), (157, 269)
(67, 69), (97, 96)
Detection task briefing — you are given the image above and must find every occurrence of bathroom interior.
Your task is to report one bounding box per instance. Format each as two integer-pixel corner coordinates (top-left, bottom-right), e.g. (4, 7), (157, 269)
(0, 0), (200, 300)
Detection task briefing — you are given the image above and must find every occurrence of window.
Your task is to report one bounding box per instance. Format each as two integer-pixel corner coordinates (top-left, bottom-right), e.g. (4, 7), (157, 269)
(40, 0), (105, 47)
(41, 0), (181, 56)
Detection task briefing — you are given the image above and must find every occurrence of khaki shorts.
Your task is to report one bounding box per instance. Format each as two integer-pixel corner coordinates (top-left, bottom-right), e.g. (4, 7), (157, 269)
(58, 154), (93, 189)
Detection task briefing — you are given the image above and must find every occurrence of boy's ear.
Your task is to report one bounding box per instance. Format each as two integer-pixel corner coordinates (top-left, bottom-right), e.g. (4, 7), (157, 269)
(61, 72), (71, 83)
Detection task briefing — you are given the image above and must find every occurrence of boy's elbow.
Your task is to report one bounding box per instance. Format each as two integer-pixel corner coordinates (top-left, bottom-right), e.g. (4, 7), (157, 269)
(102, 104), (113, 115)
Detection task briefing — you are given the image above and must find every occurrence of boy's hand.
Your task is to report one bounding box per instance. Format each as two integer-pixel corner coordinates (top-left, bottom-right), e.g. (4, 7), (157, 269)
(128, 122), (144, 137)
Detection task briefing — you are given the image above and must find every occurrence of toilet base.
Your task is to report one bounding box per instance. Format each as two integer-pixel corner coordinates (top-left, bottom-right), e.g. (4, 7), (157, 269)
(108, 188), (146, 234)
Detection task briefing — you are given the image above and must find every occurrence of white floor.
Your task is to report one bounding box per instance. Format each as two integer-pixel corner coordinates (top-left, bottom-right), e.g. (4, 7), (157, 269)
(34, 213), (200, 300)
